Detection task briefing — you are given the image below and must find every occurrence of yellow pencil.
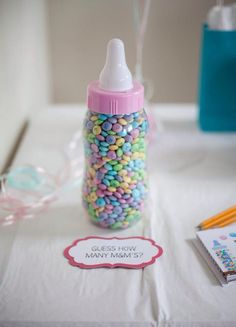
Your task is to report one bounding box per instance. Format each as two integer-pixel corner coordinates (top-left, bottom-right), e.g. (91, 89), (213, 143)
(199, 211), (236, 230)
(215, 216), (236, 228)
(198, 205), (236, 230)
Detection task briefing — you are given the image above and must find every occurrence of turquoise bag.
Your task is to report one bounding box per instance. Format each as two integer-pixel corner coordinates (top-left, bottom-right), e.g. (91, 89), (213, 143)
(198, 25), (236, 131)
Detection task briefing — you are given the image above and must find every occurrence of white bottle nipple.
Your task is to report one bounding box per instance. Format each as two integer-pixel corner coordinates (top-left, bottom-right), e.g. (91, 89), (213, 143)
(99, 39), (133, 92)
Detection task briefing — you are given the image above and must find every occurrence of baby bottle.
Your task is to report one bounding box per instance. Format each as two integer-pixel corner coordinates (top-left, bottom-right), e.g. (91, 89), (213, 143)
(82, 39), (148, 229)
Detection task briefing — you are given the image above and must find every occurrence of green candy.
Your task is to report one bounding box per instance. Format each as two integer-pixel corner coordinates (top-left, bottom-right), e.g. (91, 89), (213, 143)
(109, 160), (118, 165)
(116, 148), (123, 157)
(87, 133), (95, 143)
(110, 180), (120, 187)
(114, 164), (123, 171)
(108, 130), (116, 135)
(110, 222), (123, 229)
(131, 144), (139, 152)
(95, 119), (103, 125)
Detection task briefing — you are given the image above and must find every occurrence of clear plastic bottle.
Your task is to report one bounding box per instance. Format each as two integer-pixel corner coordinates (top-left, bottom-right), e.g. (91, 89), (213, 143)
(82, 39), (148, 229)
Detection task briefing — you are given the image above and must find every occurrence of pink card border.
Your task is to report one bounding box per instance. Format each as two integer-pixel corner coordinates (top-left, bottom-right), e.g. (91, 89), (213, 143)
(64, 236), (163, 269)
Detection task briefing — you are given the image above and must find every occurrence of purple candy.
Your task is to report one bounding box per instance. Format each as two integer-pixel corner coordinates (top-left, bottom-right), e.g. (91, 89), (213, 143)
(90, 155), (97, 164)
(98, 184), (107, 190)
(125, 135), (133, 143)
(116, 175), (123, 182)
(99, 212), (108, 220)
(107, 218), (115, 225)
(96, 171), (104, 180)
(100, 167), (107, 173)
(96, 189), (105, 197)
(104, 191), (112, 196)
(97, 135), (105, 141)
(104, 197), (110, 204)
(117, 187), (124, 194)
(114, 191), (122, 198)
(112, 123), (122, 132)
(131, 129), (139, 138)
(99, 221), (109, 228)
(107, 151), (116, 160)
(119, 198), (126, 204)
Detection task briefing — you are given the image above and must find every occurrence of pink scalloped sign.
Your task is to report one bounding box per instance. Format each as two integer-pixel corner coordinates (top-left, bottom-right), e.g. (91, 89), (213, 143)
(64, 236), (163, 269)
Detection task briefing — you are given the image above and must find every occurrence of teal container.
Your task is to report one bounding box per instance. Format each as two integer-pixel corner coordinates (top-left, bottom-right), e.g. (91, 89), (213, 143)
(198, 25), (236, 131)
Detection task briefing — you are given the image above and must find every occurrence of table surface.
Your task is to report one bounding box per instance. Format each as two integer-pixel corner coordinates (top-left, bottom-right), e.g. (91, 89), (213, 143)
(1, 104), (236, 327)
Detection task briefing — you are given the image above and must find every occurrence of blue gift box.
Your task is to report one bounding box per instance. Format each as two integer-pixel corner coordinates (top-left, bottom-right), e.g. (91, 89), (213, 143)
(198, 25), (236, 131)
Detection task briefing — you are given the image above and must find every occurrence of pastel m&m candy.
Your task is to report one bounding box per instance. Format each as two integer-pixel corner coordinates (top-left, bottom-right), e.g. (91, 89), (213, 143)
(82, 109), (148, 229)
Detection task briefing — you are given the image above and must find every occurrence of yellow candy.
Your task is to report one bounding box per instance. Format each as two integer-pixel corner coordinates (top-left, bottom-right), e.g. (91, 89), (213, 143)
(137, 117), (144, 124)
(132, 138), (139, 144)
(124, 189), (132, 194)
(93, 126), (101, 135)
(131, 152), (140, 160)
(87, 180), (93, 187)
(90, 115), (98, 121)
(120, 182), (129, 189)
(123, 155), (130, 161)
(109, 145), (118, 150)
(116, 138), (125, 146)
(103, 156), (110, 162)
(96, 207), (104, 214)
(118, 118), (127, 126)
(88, 167), (96, 177)
(139, 153), (145, 159)
(120, 160), (128, 165)
(118, 169), (127, 176)
(123, 176), (131, 183)
(108, 187), (116, 192)
(90, 192), (97, 201)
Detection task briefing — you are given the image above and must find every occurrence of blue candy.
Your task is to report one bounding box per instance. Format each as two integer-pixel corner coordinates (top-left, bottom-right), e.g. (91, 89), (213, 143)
(105, 175), (114, 180)
(96, 198), (106, 207)
(104, 163), (112, 170)
(122, 142), (131, 152)
(114, 206), (122, 214)
(108, 170), (117, 175)
(111, 201), (120, 206)
(86, 121), (94, 130)
(100, 146), (108, 152)
(109, 213), (118, 219)
(103, 178), (110, 186)
(102, 121), (112, 131)
(98, 114), (107, 120)
(101, 142), (109, 147)
(118, 129), (127, 137)
(106, 135), (116, 144)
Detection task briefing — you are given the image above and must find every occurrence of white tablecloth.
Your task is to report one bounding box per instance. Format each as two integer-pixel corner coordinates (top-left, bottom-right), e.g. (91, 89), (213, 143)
(1, 104), (236, 327)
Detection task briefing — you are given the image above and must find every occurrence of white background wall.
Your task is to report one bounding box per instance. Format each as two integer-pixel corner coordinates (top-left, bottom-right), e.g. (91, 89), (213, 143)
(48, 0), (233, 104)
(0, 0), (50, 171)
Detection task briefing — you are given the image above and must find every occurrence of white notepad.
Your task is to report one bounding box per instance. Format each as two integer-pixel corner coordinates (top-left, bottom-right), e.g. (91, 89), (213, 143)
(196, 226), (236, 285)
